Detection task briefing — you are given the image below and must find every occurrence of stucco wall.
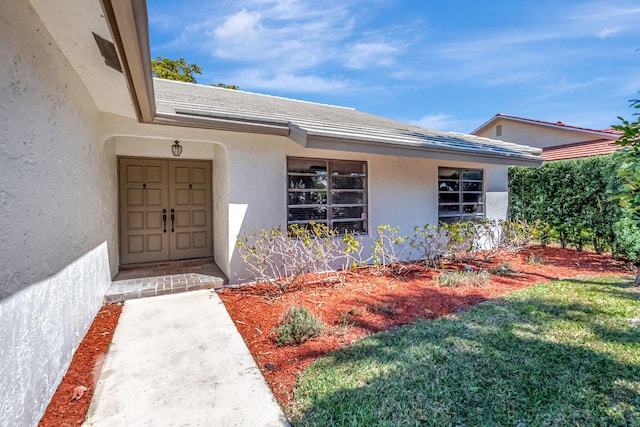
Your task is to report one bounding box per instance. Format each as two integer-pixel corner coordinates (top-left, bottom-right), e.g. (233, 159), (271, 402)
(221, 136), (510, 283)
(0, 2), (117, 425)
(476, 120), (602, 148)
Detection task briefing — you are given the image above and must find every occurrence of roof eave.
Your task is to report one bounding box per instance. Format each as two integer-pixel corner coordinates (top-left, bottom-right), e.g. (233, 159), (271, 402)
(101, 0), (155, 122)
(304, 134), (544, 167)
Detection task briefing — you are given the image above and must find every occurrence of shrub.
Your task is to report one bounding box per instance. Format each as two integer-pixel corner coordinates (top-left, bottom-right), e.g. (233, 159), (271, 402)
(436, 270), (490, 287)
(372, 225), (409, 274)
(237, 223), (343, 292)
(273, 306), (324, 346)
(439, 221), (479, 262)
(509, 154), (634, 257)
(409, 224), (447, 268)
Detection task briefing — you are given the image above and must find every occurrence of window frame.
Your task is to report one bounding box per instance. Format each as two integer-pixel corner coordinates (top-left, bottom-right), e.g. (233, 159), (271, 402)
(286, 157), (368, 234)
(437, 167), (485, 223)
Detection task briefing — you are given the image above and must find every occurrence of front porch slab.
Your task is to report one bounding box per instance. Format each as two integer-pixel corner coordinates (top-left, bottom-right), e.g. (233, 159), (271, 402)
(106, 258), (227, 303)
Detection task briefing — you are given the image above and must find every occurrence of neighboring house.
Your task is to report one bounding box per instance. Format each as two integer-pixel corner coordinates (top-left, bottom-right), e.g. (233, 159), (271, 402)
(472, 113), (621, 161)
(0, 1), (542, 425)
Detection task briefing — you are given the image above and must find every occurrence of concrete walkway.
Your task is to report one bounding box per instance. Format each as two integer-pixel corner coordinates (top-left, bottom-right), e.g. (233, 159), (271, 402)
(85, 290), (289, 426)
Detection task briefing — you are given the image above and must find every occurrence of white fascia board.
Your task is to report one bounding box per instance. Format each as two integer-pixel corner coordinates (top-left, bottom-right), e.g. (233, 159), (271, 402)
(154, 112), (290, 135)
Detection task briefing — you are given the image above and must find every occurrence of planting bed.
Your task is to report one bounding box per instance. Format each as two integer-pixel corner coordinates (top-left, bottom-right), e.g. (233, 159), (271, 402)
(41, 246), (629, 424)
(219, 246), (630, 408)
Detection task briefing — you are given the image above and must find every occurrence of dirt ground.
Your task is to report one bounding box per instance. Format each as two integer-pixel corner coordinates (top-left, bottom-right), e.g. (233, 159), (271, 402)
(40, 246), (630, 425)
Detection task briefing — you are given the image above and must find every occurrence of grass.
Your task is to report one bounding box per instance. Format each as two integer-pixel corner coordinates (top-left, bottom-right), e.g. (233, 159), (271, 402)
(436, 269), (491, 287)
(290, 276), (640, 426)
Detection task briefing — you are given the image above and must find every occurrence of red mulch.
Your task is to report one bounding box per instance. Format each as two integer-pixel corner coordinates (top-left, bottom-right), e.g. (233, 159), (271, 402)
(39, 304), (122, 427)
(39, 246), (631, 424)
(218, 246), (631, 408)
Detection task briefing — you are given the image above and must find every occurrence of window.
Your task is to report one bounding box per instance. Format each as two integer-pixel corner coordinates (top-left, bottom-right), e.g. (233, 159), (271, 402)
(287, 157), (367, 233)
(496, 125), (502, 137)
(438, 167), (484, 223)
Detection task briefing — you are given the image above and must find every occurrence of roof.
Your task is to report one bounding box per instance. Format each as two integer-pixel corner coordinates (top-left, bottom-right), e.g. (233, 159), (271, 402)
(542, 139), (622, 161)
(472, 113), (621, 139)
(154, 79), (543, 167)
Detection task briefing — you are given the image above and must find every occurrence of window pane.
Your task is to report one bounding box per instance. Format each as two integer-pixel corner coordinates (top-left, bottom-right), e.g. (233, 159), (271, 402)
(439, 193), (459, 204)
(332, 206), (365, 219)
(332, 176), (366, 190)
(463, 181), (483, 192)
(332, 191), (366, 205)
(288, 158), (327, 175)
(438, 168), (460, 180)
(439, 216), (460, 224)
(288, 175), (327, 190)
(462, 193), (483, 203)
(462, 214), (482, 221)
(463, 204), (481, 214)
(334, 220), (366, 234)
(439, 204), (460, 215)
(438, 181), (459, 192)
(288, 207), (327, 221)
(463, 169), (483, 180)
(288, 191), (327, 206)
(331, 160), (366, 176)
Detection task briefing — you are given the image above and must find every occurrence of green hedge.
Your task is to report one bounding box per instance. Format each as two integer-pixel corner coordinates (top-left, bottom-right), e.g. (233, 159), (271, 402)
(509, 154), (640, 261)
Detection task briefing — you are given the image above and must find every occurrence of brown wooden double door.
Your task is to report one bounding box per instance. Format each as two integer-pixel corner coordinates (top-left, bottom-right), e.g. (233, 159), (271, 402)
(119, 158), (212, 264)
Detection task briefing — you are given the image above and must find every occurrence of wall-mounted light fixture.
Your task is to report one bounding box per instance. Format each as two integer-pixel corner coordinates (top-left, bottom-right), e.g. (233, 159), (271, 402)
(171, 140), (183, 157)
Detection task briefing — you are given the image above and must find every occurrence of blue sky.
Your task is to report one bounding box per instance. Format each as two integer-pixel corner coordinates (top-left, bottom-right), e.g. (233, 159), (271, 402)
(148, 0), (640, 133)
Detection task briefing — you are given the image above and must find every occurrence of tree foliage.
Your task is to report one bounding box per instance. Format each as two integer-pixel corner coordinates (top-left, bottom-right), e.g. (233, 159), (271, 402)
(212, 83), (240, 90)
(151, 56), (202, 83)
(612, 96), (640, 284)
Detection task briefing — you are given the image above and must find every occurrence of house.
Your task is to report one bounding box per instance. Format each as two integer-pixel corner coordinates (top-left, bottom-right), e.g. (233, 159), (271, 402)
(472, 113), (622, 161)
(0, 1), (543, 425)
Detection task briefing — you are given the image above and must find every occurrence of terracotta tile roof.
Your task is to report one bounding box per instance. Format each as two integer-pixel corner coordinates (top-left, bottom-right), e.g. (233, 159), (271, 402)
(542, 138), (622, 161)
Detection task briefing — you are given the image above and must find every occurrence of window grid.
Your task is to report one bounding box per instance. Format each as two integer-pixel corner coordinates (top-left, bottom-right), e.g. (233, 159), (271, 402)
(438, 167), (484, 223)
(287, 158), (367, 234)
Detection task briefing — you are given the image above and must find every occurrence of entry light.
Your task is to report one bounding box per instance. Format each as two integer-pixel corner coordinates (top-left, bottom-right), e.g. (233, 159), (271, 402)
(172, 140), (183, 157)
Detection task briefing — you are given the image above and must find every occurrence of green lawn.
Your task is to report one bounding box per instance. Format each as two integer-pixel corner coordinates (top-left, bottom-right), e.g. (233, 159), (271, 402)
(290, 276), (640, 426)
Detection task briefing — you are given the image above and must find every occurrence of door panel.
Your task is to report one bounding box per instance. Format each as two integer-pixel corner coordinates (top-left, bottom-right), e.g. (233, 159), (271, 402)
(168, 161), (212, 260)
(119, 158), (170, 264)
(119, 158), (213, 264)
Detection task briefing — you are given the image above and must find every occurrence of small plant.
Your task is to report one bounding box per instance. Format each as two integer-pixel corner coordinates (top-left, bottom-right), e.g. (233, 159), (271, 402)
(489, 261), (516, 276)
(526, 254), (547, 265)
(370, 302), (399, 316)
(436, 270), (490, 287)
(342, 232), (372, 271)
(440, 221), (479, 262)
(409, 224), (447, 268)
(372, 225), (409, 274)
(273, 306), (324, 346)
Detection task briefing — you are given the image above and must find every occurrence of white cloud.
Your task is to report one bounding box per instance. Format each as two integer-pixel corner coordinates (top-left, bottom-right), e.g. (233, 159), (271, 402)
(346, 42), (400, 69)
(410, 113), (475, 133)
(597, 28), (621, 39)
(214, 10), (262, 40)
(228, 69), (351, 93)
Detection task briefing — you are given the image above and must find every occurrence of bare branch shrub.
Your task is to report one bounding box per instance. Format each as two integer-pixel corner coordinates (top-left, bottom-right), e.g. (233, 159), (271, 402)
(236, 223), (343, 293)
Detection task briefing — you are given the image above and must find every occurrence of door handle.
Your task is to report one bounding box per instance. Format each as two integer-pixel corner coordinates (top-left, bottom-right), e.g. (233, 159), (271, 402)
(170, 209), (175, 232)
(162, 209), (167, 233)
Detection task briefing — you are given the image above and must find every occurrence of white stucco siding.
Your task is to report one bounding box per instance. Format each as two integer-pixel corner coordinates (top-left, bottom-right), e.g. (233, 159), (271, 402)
(0, 2), (117, 426)
(221, 137), (511, 283)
